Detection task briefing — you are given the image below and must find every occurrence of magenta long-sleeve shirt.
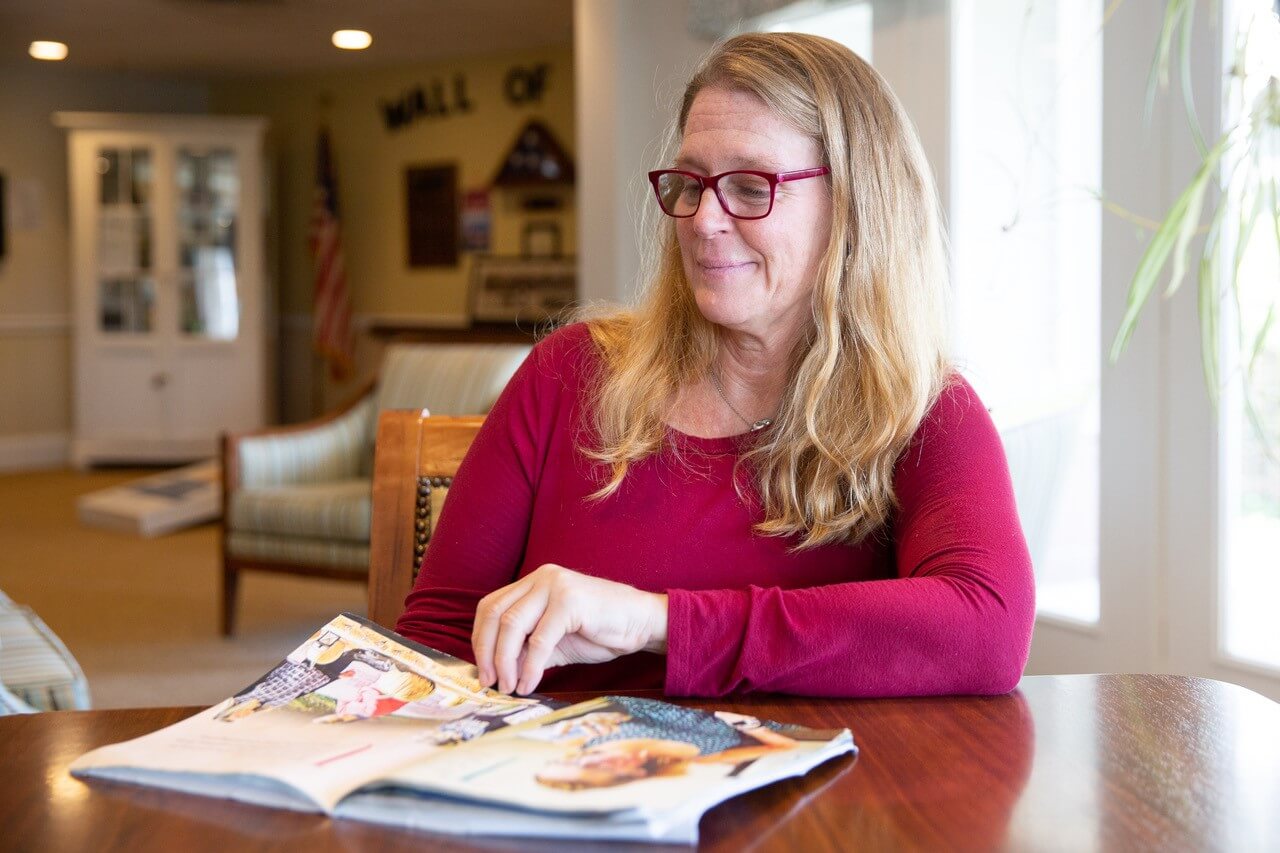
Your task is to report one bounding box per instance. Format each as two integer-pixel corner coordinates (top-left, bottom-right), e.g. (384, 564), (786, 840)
(396, 323), (1035, 697)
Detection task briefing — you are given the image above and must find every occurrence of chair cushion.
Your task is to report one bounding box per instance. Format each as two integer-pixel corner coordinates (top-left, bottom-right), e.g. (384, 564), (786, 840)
(237, 396), (375, 489)
(374, 343), (530, 416)
(225, 532), (370, 571)
(229, 479), (372, 543)
(0, 603), (92, 712)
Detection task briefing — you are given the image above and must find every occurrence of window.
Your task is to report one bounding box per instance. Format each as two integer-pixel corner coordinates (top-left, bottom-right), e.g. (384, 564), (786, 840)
(1220, 0), (1280, 670)
(756, 0), (873, 61)
(951, 0), (1103, 623)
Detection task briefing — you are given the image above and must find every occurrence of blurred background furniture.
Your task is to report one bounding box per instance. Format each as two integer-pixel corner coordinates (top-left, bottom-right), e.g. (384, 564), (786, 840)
(56, 112), (270, 467)
(0, 588), (92, 714)
(220, 343), (528, 635)
(367, 412), (485, 628)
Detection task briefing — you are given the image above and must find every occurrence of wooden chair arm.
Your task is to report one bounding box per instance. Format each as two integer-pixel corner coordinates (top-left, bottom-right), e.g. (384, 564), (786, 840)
(367, 411), (485, 629)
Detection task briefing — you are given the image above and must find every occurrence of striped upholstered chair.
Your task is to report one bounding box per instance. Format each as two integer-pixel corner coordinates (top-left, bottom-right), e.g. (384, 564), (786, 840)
(220, 342), (530, 635)
(0, 589), (92, 714)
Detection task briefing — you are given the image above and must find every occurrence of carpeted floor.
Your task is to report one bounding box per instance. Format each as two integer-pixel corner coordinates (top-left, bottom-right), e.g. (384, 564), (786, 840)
(0, 468), (366, 709)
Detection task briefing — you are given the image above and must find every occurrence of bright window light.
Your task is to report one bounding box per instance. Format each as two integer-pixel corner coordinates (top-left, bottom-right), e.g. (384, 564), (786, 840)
(331, 30), (372, 50)
(29, 41), (69, 61)
(758, 1), (872, 62)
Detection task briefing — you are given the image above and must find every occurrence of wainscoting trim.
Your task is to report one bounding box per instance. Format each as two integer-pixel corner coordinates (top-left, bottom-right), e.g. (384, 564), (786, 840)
(0, 314), (72, 336)
(0, 432), (71, 473)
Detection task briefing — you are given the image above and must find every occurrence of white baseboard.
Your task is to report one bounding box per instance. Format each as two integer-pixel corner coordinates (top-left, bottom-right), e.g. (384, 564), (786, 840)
(0, 432), (71, 473)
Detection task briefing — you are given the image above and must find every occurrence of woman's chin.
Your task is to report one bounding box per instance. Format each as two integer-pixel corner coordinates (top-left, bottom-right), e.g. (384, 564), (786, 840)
(694, 302), (753, 330)
(691, 287), (758, 329)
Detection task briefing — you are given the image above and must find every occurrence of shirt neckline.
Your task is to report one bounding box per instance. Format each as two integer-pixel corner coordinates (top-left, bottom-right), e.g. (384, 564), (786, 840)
(665, 424), (766, 455)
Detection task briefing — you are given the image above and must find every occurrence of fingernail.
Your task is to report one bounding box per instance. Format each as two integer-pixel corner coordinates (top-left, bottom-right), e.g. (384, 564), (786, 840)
(515, 680), (527, 695)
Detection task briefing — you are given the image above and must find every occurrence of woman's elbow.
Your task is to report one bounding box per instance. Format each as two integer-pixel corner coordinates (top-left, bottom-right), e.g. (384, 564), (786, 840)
(970, 599), (1034, 695)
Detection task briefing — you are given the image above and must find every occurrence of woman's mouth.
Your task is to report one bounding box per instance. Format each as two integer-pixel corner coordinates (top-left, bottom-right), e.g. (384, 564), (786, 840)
(698, 260), (754, 277)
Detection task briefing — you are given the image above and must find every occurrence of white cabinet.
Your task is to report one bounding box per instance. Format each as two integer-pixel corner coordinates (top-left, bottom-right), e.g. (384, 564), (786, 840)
(56, 113), (269, 466)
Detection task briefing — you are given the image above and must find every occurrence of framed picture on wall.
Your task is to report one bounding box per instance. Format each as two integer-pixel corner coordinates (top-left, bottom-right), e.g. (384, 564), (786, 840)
(405, 164), (459, 267)
(470, 254), (576, 324)
(521, 221), (561, 259)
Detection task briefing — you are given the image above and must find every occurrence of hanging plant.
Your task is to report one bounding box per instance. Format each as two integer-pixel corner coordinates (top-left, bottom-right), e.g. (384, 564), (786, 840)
(1110, 0), (1279, 447)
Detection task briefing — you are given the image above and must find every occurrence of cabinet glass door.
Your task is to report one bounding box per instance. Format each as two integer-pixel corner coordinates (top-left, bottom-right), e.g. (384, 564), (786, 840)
(96, 146), (155, 334)
(176, 146), (240, 340)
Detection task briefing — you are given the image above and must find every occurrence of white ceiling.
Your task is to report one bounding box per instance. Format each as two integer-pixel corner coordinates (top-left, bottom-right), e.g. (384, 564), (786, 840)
(0, 0), (574, 77)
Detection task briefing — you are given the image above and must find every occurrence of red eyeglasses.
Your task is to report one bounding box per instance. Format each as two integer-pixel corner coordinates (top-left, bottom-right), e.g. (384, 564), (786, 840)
(647, 167), (830, 220)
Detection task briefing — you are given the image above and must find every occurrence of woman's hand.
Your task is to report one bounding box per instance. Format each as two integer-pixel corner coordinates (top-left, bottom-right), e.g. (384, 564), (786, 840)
(472, 564), (669, 695)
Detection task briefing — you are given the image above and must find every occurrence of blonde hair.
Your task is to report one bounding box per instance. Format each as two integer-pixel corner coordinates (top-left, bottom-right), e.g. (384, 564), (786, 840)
(581, 32), (951, 548)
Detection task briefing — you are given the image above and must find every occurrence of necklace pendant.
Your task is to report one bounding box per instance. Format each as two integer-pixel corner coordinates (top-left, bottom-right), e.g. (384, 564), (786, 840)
(750, 418), (772, 431)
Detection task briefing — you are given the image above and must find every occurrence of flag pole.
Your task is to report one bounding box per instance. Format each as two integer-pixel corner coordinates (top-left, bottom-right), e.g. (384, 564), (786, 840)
(310, 92), (335, 417)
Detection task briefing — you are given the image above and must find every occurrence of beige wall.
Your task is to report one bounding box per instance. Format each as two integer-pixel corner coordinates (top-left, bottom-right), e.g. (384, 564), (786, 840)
(0, 62), (208, 466)
(0, 45), (575, 462)
(574, 0), (710, 308)
(209, 47), (575, 417)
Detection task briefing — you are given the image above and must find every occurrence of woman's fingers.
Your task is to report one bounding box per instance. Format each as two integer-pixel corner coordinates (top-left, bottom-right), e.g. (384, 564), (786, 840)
(489, 584), (551, 694)
(472, 578), (536, 688)
(517, 598), (574, 695)
(472, 564), (669, 695)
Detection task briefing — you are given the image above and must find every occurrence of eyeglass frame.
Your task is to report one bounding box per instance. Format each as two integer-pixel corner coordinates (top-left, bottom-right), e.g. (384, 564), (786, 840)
(646, 166), (830, 221)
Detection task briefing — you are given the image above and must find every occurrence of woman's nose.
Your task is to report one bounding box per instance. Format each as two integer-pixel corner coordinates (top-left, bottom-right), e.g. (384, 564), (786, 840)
(689, 187), (732, 235)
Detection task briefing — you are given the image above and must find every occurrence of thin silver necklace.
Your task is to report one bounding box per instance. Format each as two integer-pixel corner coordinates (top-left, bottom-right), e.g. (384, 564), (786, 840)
(709, 367), (773, 432)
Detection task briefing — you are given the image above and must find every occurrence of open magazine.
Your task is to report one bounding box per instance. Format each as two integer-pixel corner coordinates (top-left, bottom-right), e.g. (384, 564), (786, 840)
(70, 613), (856, 843)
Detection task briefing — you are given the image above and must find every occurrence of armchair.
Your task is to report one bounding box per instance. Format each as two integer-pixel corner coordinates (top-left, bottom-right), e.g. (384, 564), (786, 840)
(0, 588), (92, 714)
(220, 343), (530, 635)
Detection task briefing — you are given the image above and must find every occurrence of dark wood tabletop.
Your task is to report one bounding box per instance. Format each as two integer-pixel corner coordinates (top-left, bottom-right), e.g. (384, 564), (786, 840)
(2, 674), (1277, 851)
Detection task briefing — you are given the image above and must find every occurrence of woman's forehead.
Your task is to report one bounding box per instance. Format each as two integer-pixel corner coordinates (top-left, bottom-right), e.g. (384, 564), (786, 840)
(679, 86), (818, 169)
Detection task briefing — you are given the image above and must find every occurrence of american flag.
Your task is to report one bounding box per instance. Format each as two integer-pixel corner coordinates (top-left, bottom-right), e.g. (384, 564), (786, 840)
(309, 126), (354, 380)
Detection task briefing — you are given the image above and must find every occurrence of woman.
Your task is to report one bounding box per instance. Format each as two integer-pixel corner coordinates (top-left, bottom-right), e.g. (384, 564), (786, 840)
(396, 32), (1034, 698)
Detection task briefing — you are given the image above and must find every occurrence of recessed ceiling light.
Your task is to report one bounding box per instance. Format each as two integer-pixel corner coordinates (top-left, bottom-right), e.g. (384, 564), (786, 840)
(331, 30), (372, 50)
(29, 41), (69, 61)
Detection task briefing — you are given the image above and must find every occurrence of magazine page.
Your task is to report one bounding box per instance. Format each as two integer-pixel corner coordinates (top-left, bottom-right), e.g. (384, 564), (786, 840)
(70, 613), (560, 812)
(335, 786), (709, 844)
(365, 695), (855, 825)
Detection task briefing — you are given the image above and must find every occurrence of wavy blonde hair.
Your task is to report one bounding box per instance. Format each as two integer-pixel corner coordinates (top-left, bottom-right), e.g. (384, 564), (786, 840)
(580, 32), (952, 548)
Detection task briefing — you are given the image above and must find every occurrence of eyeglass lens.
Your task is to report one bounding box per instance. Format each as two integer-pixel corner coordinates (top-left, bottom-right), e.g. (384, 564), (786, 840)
(655, 172), (773, 218)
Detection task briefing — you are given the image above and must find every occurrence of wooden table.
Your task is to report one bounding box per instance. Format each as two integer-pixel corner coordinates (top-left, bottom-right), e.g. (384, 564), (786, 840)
(2, 674), (1277, 851)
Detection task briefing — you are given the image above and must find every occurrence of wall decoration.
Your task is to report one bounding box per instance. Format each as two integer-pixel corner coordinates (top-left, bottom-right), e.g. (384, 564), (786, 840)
(521, 222), (562, 259)
(470, 254), (576, 324)
(460, 189), (492, 253)
(491, 120), (576, 187)
(405, 164), (459, 268)
(504, 63), (551, 105)
(381, 75), (474, 132)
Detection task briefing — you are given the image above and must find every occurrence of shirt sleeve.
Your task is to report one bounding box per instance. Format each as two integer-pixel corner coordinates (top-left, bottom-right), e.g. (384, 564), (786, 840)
(393, 334), (560, 662)
(663, 377), (1037, 698)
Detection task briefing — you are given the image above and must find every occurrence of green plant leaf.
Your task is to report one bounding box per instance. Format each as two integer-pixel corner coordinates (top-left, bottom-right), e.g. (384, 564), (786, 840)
(1177, 0), (1209, 157)
(1198, 168), (1236, 404)
(1197, 252), (1220, 406)
(1110, 132), (1230, 362)
(1247, 305), (1275, 380)
(1167, 142), (1223, 296)
(1231, 173), (1265, 291)
(1144, 0), (1187, 128)
(1243, 387), (1278, 463)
